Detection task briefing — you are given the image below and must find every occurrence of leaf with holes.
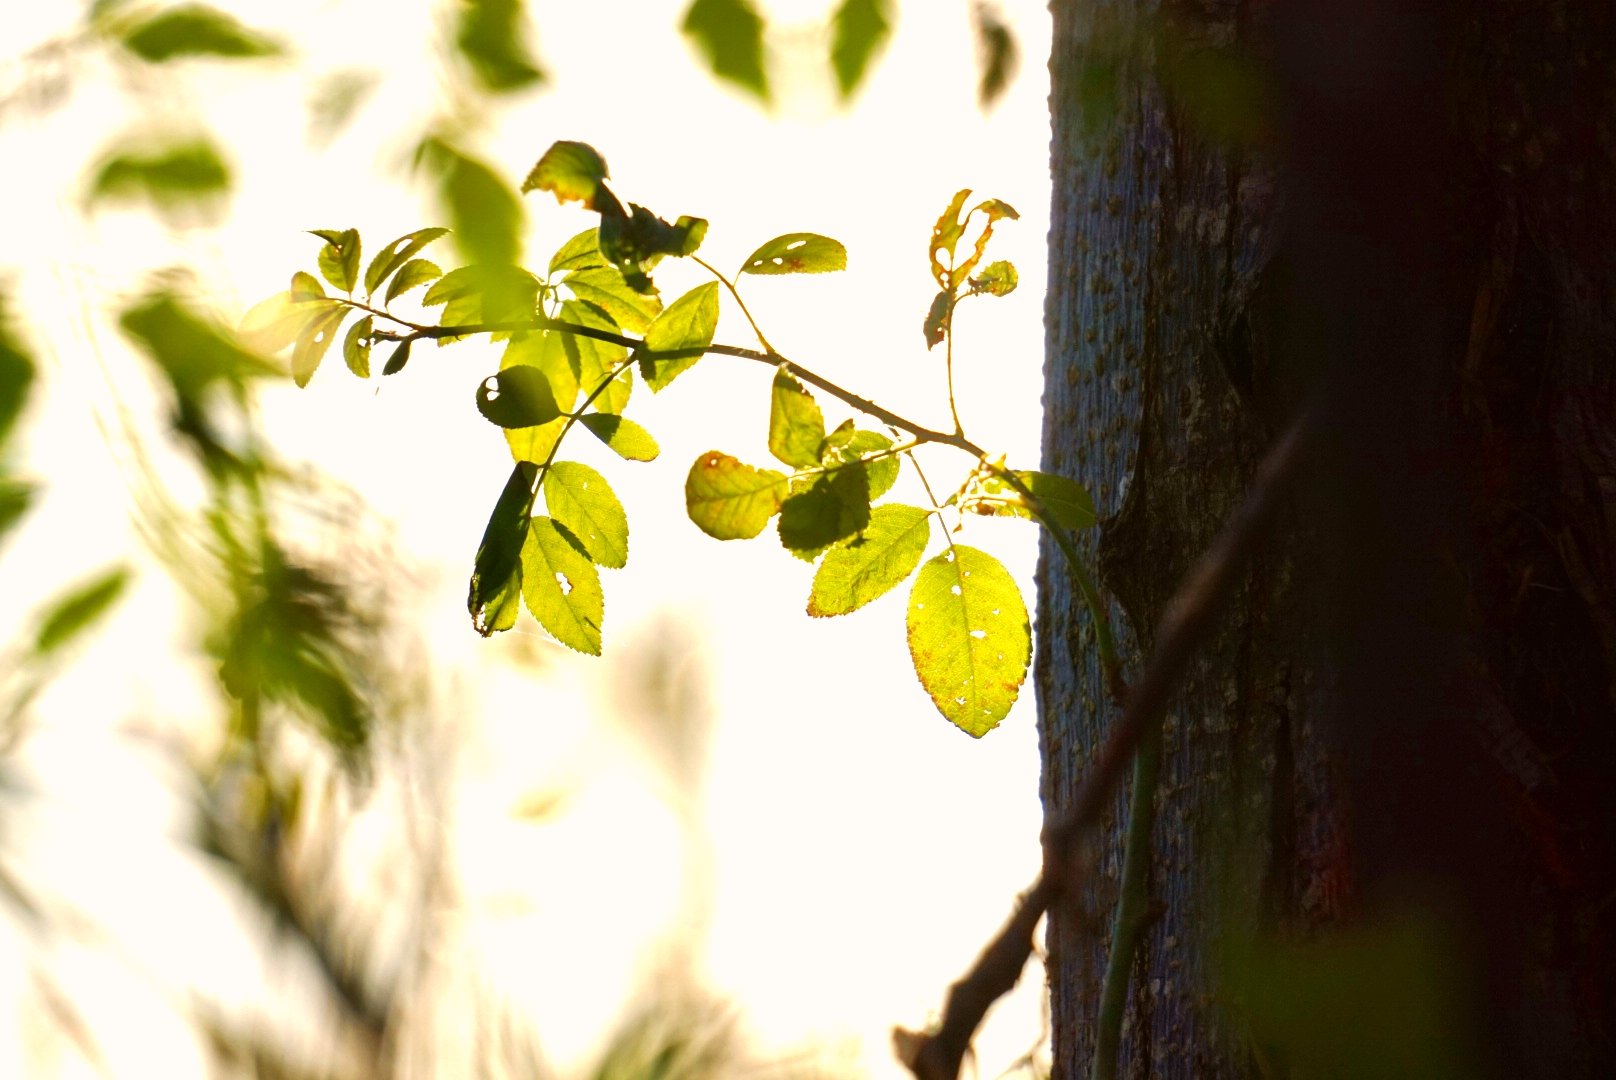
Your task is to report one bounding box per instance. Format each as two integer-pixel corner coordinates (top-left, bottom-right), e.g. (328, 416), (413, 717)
(522, 517), (603, 654)
(739, 233), (847, 276)
(342, 315), (372, 377)
(291, 303), (347, 387)
(364, 227), (449, 295)
(685, 453), (787, 540)
(543, 462), (627, 569)
(969, 469), (1096, 531)
(906, 546), (1030, 736)
(640, 282), (718, 392)
(384, 258), (442, 303)
(469, 461), (538, 635)
(768, 370), (825, 467)
(310, 228), (361, 293)
(808, 504), (929, 617)
(580, 414), (659, 462)
(501, 332), (575, 462)
(928, 189), (972, 289)
(477, 365), (561, 429)
(969, 260), (1017, 297)
(954, 198), (1019, 284)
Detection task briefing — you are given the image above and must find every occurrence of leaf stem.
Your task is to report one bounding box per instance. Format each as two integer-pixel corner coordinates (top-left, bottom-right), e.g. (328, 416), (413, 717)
(691, 255), (776, 355)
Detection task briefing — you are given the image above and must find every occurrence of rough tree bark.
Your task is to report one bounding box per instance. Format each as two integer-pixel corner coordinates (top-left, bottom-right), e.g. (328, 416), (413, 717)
(1036, 1), (1616, 1077)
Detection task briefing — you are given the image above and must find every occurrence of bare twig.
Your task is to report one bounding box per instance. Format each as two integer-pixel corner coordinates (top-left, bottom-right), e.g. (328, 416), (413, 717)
(896, 397), (1323, 1080)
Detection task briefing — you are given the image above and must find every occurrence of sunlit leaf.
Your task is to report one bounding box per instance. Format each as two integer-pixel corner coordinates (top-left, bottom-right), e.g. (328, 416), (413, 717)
(310, 227), (361, 293)
(364, 227), (449, 295)
(549, 228), (607, 275)
(928, 188), (972, 289)
(543, 462), (628, 569)
(521, 140), (609, 207)
(503, 330), (578, 410)
(121, 291), (281, 396)
(422, 264), (539, 342)
(290, 271), (324, 302)
(969, 469), (1096, 530)
(87, 136), (231, 214)
(118, 4), (282, 62)
(972, 1), (1018, 108)
(682, 0), (769, 102)
(768, 370), (824, 468)
(342, 315), (372, 378)
(739, 232), (847, 276)
(969, 259), (1017, 297)
(34, 566), (129, 655)
(417, 137), (523, 266)
(239, 290), (335, 354)
(823, 428), (898, 498)
(469, 461), (538, 635)
(563, 266), (661, 334)
(291, 303), (347, 387)
(558, 300), (630, 412)
(580, 414), (659, 462)
(808, 503), (929, 617)
(685, 452), (787, 540)
(478, 365), (561, 428)
(778, 466), (870, 560)
(923, 288), (952, 349)
(830, 0), (892, 101)
(522, 516), (602, 654)
(454, 0), (545, 94)
(384, 258), (443, 303)
(640, 282), (718, 392)
(907, 546), (1030, 736)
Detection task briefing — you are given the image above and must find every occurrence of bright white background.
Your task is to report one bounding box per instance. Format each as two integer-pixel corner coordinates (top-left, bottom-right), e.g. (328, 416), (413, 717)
(0, 2), (1056, 1077)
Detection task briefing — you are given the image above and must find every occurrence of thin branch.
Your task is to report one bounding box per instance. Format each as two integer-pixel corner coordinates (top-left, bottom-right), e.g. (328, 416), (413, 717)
(896, 397), (1323, 1080)
(691, 255), (776, 355)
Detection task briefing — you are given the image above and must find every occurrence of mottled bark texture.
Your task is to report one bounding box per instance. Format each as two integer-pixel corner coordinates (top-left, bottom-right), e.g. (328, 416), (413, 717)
(1036, 1), (1616, 1077)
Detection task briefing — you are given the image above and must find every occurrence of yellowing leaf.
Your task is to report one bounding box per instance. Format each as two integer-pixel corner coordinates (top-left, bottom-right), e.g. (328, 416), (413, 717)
(970, 469), (1097, 530)
(928, 188), (972, 289)
(906, 546), (1030, 736)
(768, 370), (825, 467)
(969, 259), (1018, 297)
(739, 233), (847, 276)
(640, 282), (718, 391)
(543, 462), (628, 569)
(522, 140), (609, 207)
(522, 517), (603, 654)
(685, 452), (787, 540)
(807, 504), (929, 617)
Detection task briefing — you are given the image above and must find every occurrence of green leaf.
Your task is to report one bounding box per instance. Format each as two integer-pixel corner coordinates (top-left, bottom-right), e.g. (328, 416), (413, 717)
(599, 206), (707, 294)
(682, 0), (770, 102)
(239, 290), (332, 354)
(969, 469), (1097, 530)
(923, 288), (952, 349)
(778, 467), (870, 560)
(823, 428), (898, 498)
(468, 461), (538, 635)
(454, 0), (545, 94)
(0, 293), (38, 450)
(969, 260), (1018, 297)
(87, 136), (231, 214)
(384, 258), (443, 303)
(291, 304), (347, 387)
(549, 228), (607, 275)
(381, 339), (412, 376)
(501, 332), (576, 461)
(342, 315), (372, 378)
(808, 503), (930, 617)
(640, 282), (718, 392)
(290, 271), (325, 301)
(364, 227), (449, 295)
(310, 228), (361, 293)
(121, 292), (281, 397)
(768, 370), (825, 467)
(579, 414), (659, 462)
(118, 4), (282, 62)
(563, 267), (661, 334)
(478, 365), (561, 429)
(35, 566), (129, 655)
(739, 233), (848, 276)
(417, 137), (523, 266)
(521, 517), (603, 654)
(558, 300), (630, 413)
(521, 141), (609, 207)
(685, 452), (787, 540)
(422, 264), (539, 342)
(0, 479), (34, 547)
(906, 546), (1031, 737)
(830, 0), (892, 101)
(543, 462), (628, 569)
(972, 1), (1018, 107)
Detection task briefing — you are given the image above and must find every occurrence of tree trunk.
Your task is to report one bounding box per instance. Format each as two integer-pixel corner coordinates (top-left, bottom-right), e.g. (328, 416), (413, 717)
(1037, 2), (1616, 1077)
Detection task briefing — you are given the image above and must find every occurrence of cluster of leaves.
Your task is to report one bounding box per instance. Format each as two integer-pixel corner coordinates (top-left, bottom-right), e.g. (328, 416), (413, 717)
(248, 140), (1095, 737)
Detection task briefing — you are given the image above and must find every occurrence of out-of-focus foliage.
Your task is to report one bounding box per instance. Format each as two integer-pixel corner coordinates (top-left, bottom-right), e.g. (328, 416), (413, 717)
(110, 3), (284, 63)
(86, 135), (232, 217)
(453, 0), (546, 94)
(681, 0), (771, 102)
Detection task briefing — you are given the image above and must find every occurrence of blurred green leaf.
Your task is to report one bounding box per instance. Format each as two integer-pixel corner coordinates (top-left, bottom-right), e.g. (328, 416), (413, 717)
(290, 271), (324, 301)
(121, 291), (280, 397)
(342, 315), (372, 378)
(544, 462), (628, 569)
(640, 282), (718, 392)
(549, 228), (607, 275)
(364, 227), (449, 295)
(906, 545), (1029, 736)
(35, 566), (129, 655)
(310, 228), (361, 293)
(778, 466), (870, 560)
(738, 233), (847, 276)
(384, 258), (442, 302)
(417, 137), (523, 266)
(88, 136), (231, 214)
(478, 365), (562, 428)
(972, 2), (1018, 108)
(0, 292), (36, 451)
(118, 4), (282, 62)
(682, 0), (770, 102)
(685, 452), (787, 540)
(454, 0), (545, 93)
(830, 0), (891, 101)
(768, 370), (824, 468)
(579, 414), (659, 462)
(522, 141), (610, 208)
(238, 290), (338, 354)
(808, 503), (929, 616)
(0, 479), (33, 547)
(970, 469), (1096, 530)
(469, 461), (539, 636)
(522, 516), (602, 654)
